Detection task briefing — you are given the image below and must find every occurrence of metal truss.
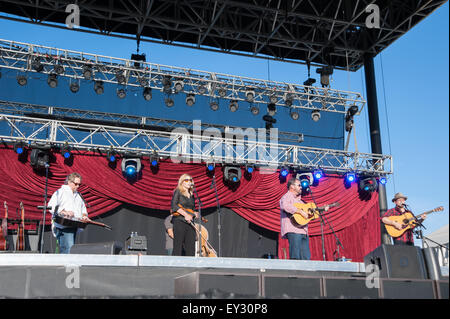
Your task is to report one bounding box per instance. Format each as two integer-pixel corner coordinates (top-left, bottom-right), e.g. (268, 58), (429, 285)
(0, 0), (446, 70)
(0, 99), (304, 145)
(0, 38), (365, 115)
(0, 112), (393, 175)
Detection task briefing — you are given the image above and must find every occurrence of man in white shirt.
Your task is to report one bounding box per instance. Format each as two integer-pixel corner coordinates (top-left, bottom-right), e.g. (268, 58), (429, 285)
(48, 172), (89, 253)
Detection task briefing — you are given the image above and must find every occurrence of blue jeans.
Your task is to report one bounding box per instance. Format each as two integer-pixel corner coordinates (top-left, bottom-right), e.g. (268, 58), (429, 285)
(286, 233), (310, 260)
(55, 227), (77, 254)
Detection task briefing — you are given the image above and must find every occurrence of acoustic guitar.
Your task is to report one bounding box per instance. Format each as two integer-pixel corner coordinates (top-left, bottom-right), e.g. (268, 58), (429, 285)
(384, 206), (444, 238)
(0, 201), (8, 250)
(291, 202), (340, 226)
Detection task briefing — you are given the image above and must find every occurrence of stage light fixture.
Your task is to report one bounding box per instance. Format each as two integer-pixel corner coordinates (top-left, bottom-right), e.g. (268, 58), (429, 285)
(311, 110), (321, 122)
(121, 158), (141, 176)
(379, 176), (387, 185)
(138, 76), (148, 87)
(53, 64), (64, 75)
(47, 74), (58, 88)
(94, 81), (104, 94)
(143, 87), (152, 101)
(69, 81), (80, 93)
(174, 80), (184, 93)
(303, 78), (316, 86)
(267, 103), (276, 116)
(269, 94), (278, 104)
(150, 153), (159, 167)
(359, 176), (378, 193)
(280, 166), (289, 177)
(165, 97), (174, 107)
(297, 173), (313, 189)
(117, 88), (126, 99)
(185, 94), (196, 106)
(30, 149), (49, 169)
(263, 114), (276, 130)
(224, 166), (241, 184)
(348, 105), (359, 117)
(131, 53), (146, 68)
(61, 143), (72, 159)
(206, 162), (215, 172)
(229, 100), (239, 112)
(284, 93), (294, 107)
(313, 169), (324, 180)
(14, 142), (25, 154)
(316, 66), (333, 88)
(245, 164), (255, 174)
(290, 109), (299, 120)
(345, 105), (359, 132)
(210, 101), (219, 111)
(106, 149), (117, 162)
(17, 75), (27, 86)
(218, 88), (227, 97)
(345, 172), (356, 184)
(162, 76), (172, 93)
(116, 70), (126, 84)
(82, 65), (93, 80)
(245, 90), (255, 102)
(31, 57), (44, 72)
(198, 84), (207, 95)
(250, 106), (259, 115)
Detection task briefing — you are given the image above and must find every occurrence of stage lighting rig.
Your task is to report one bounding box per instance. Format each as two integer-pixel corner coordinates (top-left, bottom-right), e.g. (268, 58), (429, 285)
(224, 166), (241, 184)
(30, 149), (49, 169)
(267, 103), (276, 116)
(359, 176), (378, 193)
(250, 105), (259, 115)
(82, 65), (93, 80)
(121, 158), (141, 177)
(303, 78), (316, 87)
(94, 81), (104, 94)
(143, 87), (152, 101)
(70, 81), (80, 93)
(316, 66), (333, 88)
(47, 74), (58, 88)
(117, 88), (126, 99)
(263, 114), (276, 130)
(280, 166), (289, 177)
(311, 110), (321, 122)
(229, 100), (239, 112)
(297, 173), (313, 189)
(185, 94), (196, 106)
(290, 109), (299, 120)
(131, 53), (146, 68)
(210, 100), (219, 111)
(245, 89), (255, 102)
(17, 75), (27, 86)
(345, 105), (359, 132)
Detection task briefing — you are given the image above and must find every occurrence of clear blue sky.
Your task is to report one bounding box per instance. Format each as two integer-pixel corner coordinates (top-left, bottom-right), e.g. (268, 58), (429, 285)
(0, 3), (448, 243)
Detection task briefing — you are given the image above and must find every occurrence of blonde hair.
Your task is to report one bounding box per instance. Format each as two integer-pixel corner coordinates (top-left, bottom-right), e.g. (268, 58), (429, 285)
(177, 174), (193, 196)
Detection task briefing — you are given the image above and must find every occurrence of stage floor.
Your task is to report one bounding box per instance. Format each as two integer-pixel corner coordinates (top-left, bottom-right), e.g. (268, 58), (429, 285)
(0, 253), (448, 299)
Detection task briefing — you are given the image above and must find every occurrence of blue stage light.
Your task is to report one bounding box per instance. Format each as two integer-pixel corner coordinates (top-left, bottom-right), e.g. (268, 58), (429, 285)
(121, 158), (141, 177)
(151, 159), (158, 166)
(280, 167), (289, 177)
(207, 163), (215, 171)
(126, 165), (136, 175)
(109, 155), (116, 162)
(14, 144), (24, 154)
(345, 172), (356, 183)
(379, 177), (387, 185)
(61, 144), (71, 159)
(313, 169), (323, 180)
(245, 165), (254, 174)
(301, 179), (310, 188)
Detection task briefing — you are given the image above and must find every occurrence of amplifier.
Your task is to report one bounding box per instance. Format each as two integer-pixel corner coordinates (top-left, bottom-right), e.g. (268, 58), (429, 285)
(125, 235), (147, 251)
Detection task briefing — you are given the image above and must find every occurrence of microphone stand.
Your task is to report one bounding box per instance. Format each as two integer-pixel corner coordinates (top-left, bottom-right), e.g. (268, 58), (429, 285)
(309, 187), (344, 261)
(38, 162), (50, 253)
(210, 174), (221, 257)
(192, 184), (203, 257)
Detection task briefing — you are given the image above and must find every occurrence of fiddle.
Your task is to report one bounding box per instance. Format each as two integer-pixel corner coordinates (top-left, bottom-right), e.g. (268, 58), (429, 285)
(16, 202), (25, 251)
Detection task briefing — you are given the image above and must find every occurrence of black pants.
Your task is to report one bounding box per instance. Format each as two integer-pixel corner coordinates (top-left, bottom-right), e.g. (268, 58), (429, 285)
(393, 238), (414, 246)
(172, 218), (196, 256)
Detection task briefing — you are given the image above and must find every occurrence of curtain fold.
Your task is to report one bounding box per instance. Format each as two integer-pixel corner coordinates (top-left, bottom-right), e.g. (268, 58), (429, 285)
(0, 147), (380, 260)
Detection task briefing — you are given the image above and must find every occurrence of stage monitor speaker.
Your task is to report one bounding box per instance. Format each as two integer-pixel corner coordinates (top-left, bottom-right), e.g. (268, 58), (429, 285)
(380, 279), (436, 299)
(262, 275), (322, 298)
(70, 241), (123, 255)
(323, 277), (379, 299)
(436, 280), (449, 299)
(364, 244), (427, 279)
(174, 271), (260, 297)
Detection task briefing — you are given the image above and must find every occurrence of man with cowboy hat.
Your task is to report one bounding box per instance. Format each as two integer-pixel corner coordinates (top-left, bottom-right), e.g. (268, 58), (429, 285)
(381, 192), (427, 246)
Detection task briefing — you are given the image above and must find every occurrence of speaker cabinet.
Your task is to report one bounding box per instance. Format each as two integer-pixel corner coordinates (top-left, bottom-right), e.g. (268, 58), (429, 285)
(70, 241), (123, 255)
(380, 279), (436, 299)
(262, 275), (322, 298)
(364, 244), (427, 279)
(435, 280), (449, 299)
(174, 271), (260, 297)
(323, 277), (379, 299)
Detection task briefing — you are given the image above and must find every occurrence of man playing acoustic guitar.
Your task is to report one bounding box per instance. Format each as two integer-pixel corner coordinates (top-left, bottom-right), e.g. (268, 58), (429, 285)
(382, 193), (427, 246)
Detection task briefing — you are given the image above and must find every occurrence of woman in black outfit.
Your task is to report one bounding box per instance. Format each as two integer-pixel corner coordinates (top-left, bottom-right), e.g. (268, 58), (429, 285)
(171, 174), (199, 256)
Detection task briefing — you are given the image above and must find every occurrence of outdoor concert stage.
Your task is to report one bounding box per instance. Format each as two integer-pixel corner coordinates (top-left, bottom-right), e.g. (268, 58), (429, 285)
(0, 253), (448, 299)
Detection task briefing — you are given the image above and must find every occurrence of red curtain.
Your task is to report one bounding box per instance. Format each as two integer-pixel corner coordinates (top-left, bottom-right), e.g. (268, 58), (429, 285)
(0, 147), (380, 261)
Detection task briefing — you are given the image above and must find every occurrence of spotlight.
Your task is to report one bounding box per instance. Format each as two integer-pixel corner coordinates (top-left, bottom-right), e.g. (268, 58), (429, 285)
(185, 94), (196, 106)
(47, 74), (58, 88)
(379, 176), (387, 185)
(284, 94), (294, 107)
(116, 70), (126, 84)
(245, 90), (255, 102)
(198, 84), (207, 95)
(131, 53), (146, 68)
(303, 78), (316, 86)
(14, 142), (25, 154)
(53, 64), (64, 75)
(206, 162), (215, 172)
(229, 100), (239, 112)
(117, 88), (126, 99)
(280, 166), (289, 177)
(106, 149), (117, 162)
(94, 81), (104, 94)
(347, 105), (359, 117)
(69, 81), (80, 93)
(269, 94), (278, 104)
(150, 153), (159, 167)
(31, 57), (43, 72)
(218, 88), (227, 97)
(17, 75), (27, 86)
(61, 143), (71, 159)
(345, 105), (359, 132)
(290, 109), (299, 120)
(250, 106), (259, 115)
(162, 76), (172, 93)
(121, 158), (141, 176)
(210, 101), (219, 111)
(174, 80), (184, 93)
(311, 110), (321, 122)
(138, 76), (148, 87)
(224, 166), (241, 184)
(359, 176), (378, 193)
(316, 66), (333, 88)
(165, 98), (174, 107)
(245, 164), (255, 174)
(143, 87), (152, 101)
(267, 103), (276, 116)
(82, 65), (93, 80)
(30, 149), (49, 169)
(297, 173), (313, 189)
(313, 169), (324, 180)
(345, 172), (356, 184)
